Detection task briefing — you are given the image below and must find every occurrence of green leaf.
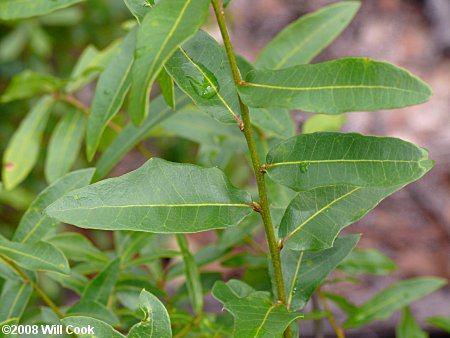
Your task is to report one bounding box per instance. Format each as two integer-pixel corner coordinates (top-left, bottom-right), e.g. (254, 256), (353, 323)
(303, 114), (346, 134)
(252, 108), (295, 139)
(65, 43), (120, 93)
(45, 109), (85, 183)
(94, 93), (190, 180)
(323, 293), (357, 316)
(0, 318), (19, 337)
(129, 0), (210, 126)
(47, 158), (253, 233)
(396, 307), (429, 338)
(280, 235), (359, 311)
(0, 0), (84, 20)
(279, 184), (401, 251)
(256, 1), (360, 69)
(128, 289), (172, 338)
(265, 132), (433, 191)
(176, 234), (203, 316)
(239, 58), (432, 113)
(212, 281), (302, 337)
(116, 232), (154, 265)
(123, 0), (151, 24)
(2, 96), (54, 190)
(0, 280), (32, 321)
(67, 301), (119, 326)
(0, 240), (69, 274)
(160, 108), (246, 151)
(427, 316), (450, 333)
(345, 277), (447, 328)
(86, 29), (136, 161)
(82, 258), (120, 305)
(338, 248), (396, 275)
(0, 70), (62, 103)
(62, 317), (125, 338)
(13, 169), (95, 243)
(157, 68), (176, 110)
(46, 232), (108, 263)
(165, 30), (242, 124)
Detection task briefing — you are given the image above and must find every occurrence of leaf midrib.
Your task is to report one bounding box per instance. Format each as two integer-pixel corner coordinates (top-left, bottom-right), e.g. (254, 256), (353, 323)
(0, 244), (64, 271)
(242, 82), (427, 96)
(284, 187), (361, 241)
(267, 159), (426, 168)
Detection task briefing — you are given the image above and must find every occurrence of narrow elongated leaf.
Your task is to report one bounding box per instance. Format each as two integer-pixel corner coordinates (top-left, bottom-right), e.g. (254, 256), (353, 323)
(345, 277), (447, 328)
(45, 109), (85, 182)
(0, 70), (62, 103)
(129, 0), (210, 125)
(47, 158), (253, 233)
(67, 301), (119, 326)
(256, 2), (360, 69)
(82, 258), (120, 305)
(239, 58), (432, 113)
(65, 43), (119, 93)
(338, 248), (396, 275)
(212, 281), (302, 337)
(13, 169), (95, 243)
(128, 289), (172, 338)
(0, 280), (32, 321)
(265, 132), (433, 191)
(396, 307), (429, 338)
(280, 235), (359, 311)
(323, 293), (357, 316)
(94, 93), (190, 180)
(427, 316), (450, 333)
(279, 184), (401, 251)
(62, 317), (125, 338)
(157, 67), (175, 109)
(166, 30), (242, 124)
(86, 29), (136, 161)
(0, 240), (69, 274)
(0, 0), (84, 20)
(176, 234), (203, 316)
(2, 96), (54, 190)
(116, 231), (154, 264)
(252, 108), (295, 139)
(46, 233), (108, 263)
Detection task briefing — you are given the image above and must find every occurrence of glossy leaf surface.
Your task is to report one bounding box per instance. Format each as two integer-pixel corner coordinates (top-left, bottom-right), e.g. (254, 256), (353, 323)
(281, 235), (359, 310)
(266, 132), (433, 191)
(166, 31), (242, 124)
(279, 184), (401, 251)
(129, 0), (210, 125)
(239, 58), (432, 113)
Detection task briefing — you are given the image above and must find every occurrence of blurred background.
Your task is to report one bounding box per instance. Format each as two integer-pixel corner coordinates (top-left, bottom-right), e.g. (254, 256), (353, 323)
(0, 0), (449, 337)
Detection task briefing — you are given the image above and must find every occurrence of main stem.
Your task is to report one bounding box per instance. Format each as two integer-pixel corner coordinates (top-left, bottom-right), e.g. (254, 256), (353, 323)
(211, 3), (292, 337)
